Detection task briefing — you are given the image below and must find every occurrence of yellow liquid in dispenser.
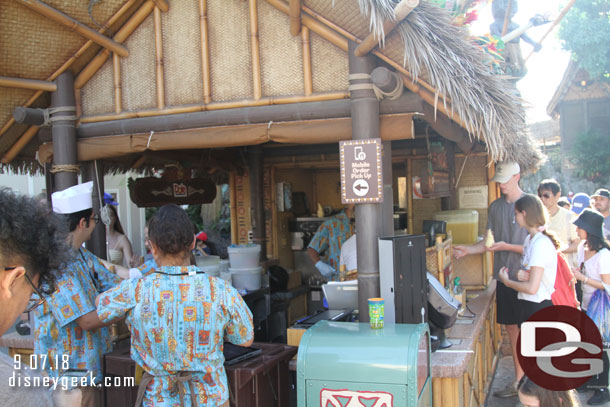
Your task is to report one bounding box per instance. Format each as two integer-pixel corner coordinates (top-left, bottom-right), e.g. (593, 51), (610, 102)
(446, 222), (478, 244)
(433, 210), (479, 244)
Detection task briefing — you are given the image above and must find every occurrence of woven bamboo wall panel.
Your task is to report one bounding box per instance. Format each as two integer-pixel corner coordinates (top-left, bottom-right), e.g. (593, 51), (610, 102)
(162, 0), (203, 106)
(208, 0), (253, 102)
(456, 155), (489, 236)
(258, 0), (304, 97)
(122, 16), (156, 111)
(44, 0), (125, 30)
(304, 0), (369, 39)
(310, 32), (348, 93)
(0, 2), (84, 79)
(81, 59), (115, 116)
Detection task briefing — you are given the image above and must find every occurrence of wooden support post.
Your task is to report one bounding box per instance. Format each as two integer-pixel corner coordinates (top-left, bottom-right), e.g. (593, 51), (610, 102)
(15, 0), (128, 57)
(113, 53), (123, 113)
(51, 72), (78, 191)
(0, 76), (56, 92)
(151, 0), (169, 12)
(74, 88), (82, 119)
(354, 0), (419, 57)
(407, 158), (414, 234)
(230, 172), (237, 244)
(75, 1), (155, 89)
(81, 161), (107, 259)
(302, 26), (313, 96)
(289, 0), (301, 36)
(199, 0), (212, 104)
(249, 0), (262, 100)
(153, 6), (165, 109)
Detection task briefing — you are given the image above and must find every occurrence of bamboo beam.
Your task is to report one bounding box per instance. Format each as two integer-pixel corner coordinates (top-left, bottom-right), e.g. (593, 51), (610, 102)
(524, 0), (576, 62)
(78, 91), (349, 123)
(0, 76), (57, 92)
(289, 0), (301, 36)
(75, 1), (155, 89)
(113, 53), (122, 113)
(151, 0), (169, 12)
(15, 0), (129, 57)
(355, 0), (419, 57)
(249, 0), (262, 100)
(131, 155), (147, 169)
(153, 6), (165, 109)
(74, 88), (82, 119)
(1, 126), (39, 163)
(264, 0), (347, 51)
(302, 26), (312, 96)
(199, 0), (212, 104)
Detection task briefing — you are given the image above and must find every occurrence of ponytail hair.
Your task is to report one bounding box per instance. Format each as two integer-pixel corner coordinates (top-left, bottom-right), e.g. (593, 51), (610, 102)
(515, 194), (561, 250)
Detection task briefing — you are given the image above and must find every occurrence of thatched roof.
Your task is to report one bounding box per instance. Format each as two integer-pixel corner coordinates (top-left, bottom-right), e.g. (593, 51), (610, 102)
(547, 60), (610, 118)
(0, 0), (543, 175)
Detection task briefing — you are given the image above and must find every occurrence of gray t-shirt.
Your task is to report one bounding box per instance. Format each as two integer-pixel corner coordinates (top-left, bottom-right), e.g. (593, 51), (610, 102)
(0, 352), (54, 406)
(604, 215), (610, 241)
(487, 195), (528, 280)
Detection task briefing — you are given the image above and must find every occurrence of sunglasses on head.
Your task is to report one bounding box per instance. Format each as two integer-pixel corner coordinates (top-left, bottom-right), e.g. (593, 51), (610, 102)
(4, 267), (46, 312)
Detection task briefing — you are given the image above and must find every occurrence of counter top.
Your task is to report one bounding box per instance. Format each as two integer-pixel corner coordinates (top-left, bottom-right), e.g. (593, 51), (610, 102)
(0, 331), (34, 349)
(430, 279), (496, 378)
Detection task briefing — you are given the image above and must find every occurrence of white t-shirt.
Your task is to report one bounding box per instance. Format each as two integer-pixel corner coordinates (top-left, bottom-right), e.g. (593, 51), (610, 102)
(577, 242), (610, 310)
(518, 232), (557, 303)
(339, 234), (357, 271)
(548, 206), (578, 267)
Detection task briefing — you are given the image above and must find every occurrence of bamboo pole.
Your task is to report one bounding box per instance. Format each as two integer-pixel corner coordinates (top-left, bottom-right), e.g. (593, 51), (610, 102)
(0, 76), (56, 92)
(78, 91), (349, 123)
(74, 88), (82, 119)
(302, 26), (313, 96)
(113, 53), (123, 113)
(1, 126), (39, 163)
(199, 0), (212, 104)
(15, 0), (129, 57)
(75, 1), (156, 89)
(524, 0), (576, 62)
(131, 155), (147, 169)
(230, 172), (238, 244)
(249, 0), (262, 100)
(289, 0), (301, 36)
(407, 159), (414, 234)
(151, 0), (169, 12)
(264, 0), (348, 51)
(501, 0), (513, 36)
(354, 0), (419, 57)
(153, 6), (165, 109)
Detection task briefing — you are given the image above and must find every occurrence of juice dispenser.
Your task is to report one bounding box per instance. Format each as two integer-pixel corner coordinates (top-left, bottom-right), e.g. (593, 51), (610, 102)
(432, 210), (479, 244)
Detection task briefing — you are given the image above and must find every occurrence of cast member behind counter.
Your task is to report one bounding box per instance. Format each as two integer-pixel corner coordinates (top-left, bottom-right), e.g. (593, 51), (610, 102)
(32, 182), (127, 407)
(307, 204), (355, 281)
(0, 188), (69, 407)
(97, 204), (254, 407)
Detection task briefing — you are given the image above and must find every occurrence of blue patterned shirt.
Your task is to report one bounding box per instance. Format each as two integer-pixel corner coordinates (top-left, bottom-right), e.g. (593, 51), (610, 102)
(97, 266), (254, 406)
(307, 211), (355, 279)
(33, 248), (121, 383)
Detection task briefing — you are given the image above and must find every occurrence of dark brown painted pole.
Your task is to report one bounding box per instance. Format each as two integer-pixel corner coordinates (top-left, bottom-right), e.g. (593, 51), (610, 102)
(51, 71), (78, 191)
(349, 40), (381, 321)
(248, 146), (266, 261)
(81, 161), (107, 259)
(369, 68), (396, 237)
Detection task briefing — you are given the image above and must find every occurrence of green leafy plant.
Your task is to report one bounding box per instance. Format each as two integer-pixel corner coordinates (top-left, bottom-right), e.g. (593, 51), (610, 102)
(559, 0), (610, 80)
(567, 130), (610, 183)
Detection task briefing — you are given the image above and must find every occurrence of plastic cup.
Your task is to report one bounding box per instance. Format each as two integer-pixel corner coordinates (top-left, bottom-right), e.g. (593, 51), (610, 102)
(368, 298), (384, 329)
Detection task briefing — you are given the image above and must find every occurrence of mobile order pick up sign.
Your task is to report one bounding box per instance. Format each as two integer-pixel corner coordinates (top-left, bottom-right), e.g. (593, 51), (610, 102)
(339, 138), (383, 204)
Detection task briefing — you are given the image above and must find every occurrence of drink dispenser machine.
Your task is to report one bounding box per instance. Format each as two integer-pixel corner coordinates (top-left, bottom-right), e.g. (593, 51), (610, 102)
(297, 321), (431, 407)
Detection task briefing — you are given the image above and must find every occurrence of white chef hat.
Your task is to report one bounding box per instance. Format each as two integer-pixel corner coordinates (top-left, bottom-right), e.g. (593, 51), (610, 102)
(51, 181), (94, 214)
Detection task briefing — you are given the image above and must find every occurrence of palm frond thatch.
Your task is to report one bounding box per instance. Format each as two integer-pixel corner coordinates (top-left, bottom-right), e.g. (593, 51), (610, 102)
(356, 0), (544, 172)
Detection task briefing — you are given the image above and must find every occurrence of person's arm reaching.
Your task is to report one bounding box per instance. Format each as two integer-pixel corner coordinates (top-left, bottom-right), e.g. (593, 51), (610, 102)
(488, 241), (524, 255)
(453, 240), (487, 259)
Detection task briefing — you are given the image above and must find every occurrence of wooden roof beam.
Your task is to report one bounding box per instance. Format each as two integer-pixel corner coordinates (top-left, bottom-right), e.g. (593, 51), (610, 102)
(151, 0), (169, 12)
(15, 0), (129, 57)
(289, 0), (301, 36)
(0, 76), (56, 92)
(355, 0), (419, 57)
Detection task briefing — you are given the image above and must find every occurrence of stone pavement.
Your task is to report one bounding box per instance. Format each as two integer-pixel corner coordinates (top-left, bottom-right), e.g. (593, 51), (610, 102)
(486, 355), (610, 406)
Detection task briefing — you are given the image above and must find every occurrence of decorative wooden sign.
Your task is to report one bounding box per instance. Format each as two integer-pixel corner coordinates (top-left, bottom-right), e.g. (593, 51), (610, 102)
(340, 138), (383, 204)
(128, 176), (216, 207)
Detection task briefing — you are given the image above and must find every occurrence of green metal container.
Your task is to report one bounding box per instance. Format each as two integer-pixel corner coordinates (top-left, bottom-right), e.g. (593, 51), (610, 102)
(297, 321), (431, 406)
